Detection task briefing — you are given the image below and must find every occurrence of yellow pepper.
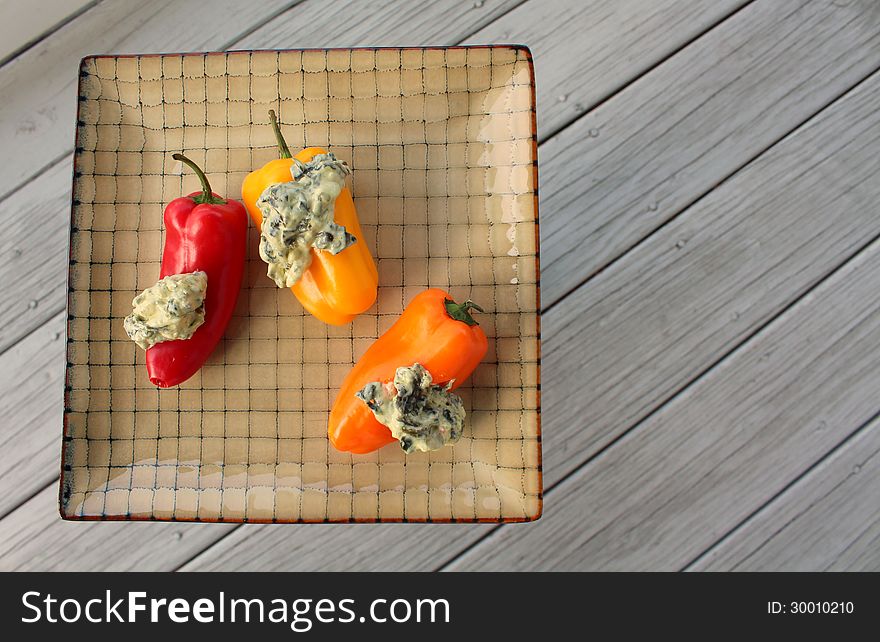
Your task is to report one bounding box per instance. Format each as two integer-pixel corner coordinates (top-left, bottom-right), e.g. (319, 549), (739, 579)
(242, 110), (378, 325)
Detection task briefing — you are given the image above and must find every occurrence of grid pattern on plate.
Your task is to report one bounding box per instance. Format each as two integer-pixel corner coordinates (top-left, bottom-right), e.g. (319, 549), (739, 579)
(61, 46), (540, 522)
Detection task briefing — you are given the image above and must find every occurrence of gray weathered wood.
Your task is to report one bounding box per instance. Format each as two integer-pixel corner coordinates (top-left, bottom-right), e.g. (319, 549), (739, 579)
(0, 0), (94, 65)
(0, 0), (293, 203)
(0, 485), (234, 571)
(181, 522), (495, 571)
(464, 0), (749, 140)
(538, 0), (880, 306)
(0, 160), (72, 353)
(446, 233), (880, 570)
(539, 58), (880, 488)
(0, 312), (65, 518)
(235, 0), (524, 49)
(690, 416), (880, 571)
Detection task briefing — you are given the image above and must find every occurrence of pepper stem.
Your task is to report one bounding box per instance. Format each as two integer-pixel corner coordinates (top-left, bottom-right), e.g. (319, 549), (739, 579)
(268, 109), (292, 159)
(444, 298), (485, 326)
(172, 153), (226, 205)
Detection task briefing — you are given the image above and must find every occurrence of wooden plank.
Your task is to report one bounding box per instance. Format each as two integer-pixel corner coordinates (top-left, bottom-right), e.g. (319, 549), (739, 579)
(0, 485), (234, 571)
(690, 416), (880, 571)
(181, 522), (495, 571)
(445, 233), (880, 570)
(539, 56), (880, 488)
(234, 0), (525, 48)
(0, 312), (65, 518)
(464, 0), (749, 140)
(0, 159), (72, 352)
(0, 0), (293, 202)
(0, 0), (94, 65)
(538, 0), (880, 306)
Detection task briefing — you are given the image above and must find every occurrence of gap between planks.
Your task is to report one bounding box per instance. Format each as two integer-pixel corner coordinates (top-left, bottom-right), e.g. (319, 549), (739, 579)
(0, 0), (98, 68)
(684, 410), (880, 571)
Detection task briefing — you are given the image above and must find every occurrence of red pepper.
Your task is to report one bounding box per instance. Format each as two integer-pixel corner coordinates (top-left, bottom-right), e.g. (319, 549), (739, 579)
(145, 154), (248, 388)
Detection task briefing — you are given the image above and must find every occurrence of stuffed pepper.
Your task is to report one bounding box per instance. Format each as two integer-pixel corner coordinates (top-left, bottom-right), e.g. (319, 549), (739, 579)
(242, 110), (378, 325)
(123, 154), (247, 387)
(329, 288), (489, 454)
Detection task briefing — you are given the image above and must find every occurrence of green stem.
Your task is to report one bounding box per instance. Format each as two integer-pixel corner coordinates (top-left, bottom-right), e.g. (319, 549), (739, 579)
(268, 109), (292, 159)
(172, 153), (225, 205)
(444, 298), (485, 326)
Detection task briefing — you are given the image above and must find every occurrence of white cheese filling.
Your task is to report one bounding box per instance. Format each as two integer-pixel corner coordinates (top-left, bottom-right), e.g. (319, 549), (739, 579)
(356, 363), (466, 453)
(123, 271), (207, 350)
(257, 153), (356, 288)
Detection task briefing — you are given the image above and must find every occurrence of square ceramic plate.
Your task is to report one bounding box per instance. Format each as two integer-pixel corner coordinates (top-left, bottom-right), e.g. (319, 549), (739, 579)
(61, 45), (541, 523)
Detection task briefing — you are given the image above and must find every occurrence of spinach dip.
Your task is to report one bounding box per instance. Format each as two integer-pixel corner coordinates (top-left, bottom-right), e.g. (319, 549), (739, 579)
(356, 363), (466, 453)
(123, 271), (207, 350)
(257, 153), (356, 288)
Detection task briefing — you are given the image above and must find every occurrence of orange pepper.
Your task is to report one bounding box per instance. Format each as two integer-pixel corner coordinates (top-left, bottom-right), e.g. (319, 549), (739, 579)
(241, 110), (378, 325)
(329, 288), (489, 454)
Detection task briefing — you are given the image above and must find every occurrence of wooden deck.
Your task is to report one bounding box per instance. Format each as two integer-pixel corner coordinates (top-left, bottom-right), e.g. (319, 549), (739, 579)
(1, 0), (879, 571)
